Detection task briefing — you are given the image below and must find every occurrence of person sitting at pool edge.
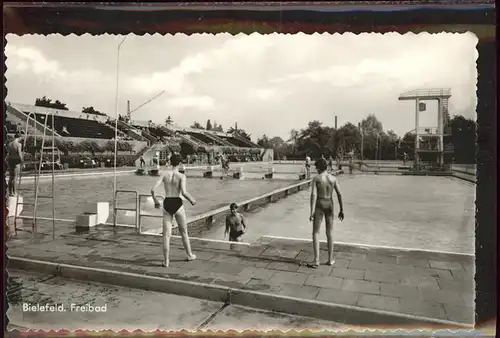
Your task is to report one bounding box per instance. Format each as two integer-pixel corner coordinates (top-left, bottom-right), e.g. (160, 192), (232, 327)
(151, 153), (197, 267)
(309, 157), (344, 268)
(225, 203), (246, 242)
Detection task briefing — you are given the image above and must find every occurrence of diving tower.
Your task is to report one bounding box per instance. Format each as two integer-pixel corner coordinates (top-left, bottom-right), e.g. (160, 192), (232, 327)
(398, 88), (453, 170)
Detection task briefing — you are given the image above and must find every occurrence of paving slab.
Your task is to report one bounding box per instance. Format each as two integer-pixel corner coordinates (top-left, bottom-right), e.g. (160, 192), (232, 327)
(7, 224), (475, 327)
(7, 270), (349, 332)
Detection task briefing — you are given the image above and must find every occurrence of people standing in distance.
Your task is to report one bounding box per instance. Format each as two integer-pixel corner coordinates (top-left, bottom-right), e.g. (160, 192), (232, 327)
(305, 154), (311, 179)
(7, 133), (23, 197)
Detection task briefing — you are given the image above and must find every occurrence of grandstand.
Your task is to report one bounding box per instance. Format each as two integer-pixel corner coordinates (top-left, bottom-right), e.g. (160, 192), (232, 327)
(5, 102), (272, 169)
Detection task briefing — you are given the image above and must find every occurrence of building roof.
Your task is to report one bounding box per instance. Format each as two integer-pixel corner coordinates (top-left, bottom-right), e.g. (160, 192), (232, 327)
(398, 88), (451, 100)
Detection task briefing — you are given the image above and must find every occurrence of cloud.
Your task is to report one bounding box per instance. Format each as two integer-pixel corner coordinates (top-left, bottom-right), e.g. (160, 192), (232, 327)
(167, 95), (215, 110)
(7, 46), (62, 78)
(5, 33), (478, 141)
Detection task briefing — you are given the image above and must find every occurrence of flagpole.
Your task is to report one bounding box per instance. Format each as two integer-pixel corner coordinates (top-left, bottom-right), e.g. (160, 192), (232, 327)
(113, 35), (127, 227)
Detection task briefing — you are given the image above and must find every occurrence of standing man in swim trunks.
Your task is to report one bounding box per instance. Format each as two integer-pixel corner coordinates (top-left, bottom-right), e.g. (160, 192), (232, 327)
(327, 156), (334, 172)
(305, 154), (311, 179)
(151, 153), (197, 267)
(7, 133), (23, 197)
(225, 203), (246, 243)
(309, 158), (344, 268)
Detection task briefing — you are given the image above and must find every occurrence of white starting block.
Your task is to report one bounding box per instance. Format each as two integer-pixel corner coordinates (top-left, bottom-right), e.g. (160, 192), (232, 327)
(233, 166), (244, 179)
(264, 167), (274, 179)
(203, 166), (214, 178)
(76, 202), (109, 229)
(76, 214), (98, 229)
(7, 195), (23, 217)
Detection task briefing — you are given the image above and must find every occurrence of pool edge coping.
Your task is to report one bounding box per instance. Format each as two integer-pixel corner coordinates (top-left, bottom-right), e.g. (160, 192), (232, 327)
(7, 257), (475, 330)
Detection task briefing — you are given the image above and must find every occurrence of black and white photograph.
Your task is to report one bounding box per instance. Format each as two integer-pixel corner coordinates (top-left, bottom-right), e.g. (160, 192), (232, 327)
(5, 30), (477, 332)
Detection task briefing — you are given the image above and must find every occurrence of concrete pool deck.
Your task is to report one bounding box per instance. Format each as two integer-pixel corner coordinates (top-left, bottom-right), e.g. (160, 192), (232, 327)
(7, 270), (352, 332)
(7, 223), (474, 329)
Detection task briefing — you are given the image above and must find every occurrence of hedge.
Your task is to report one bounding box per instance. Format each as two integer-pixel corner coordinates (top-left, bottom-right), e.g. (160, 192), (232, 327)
(60, 154), (136, 168)
(21, 136), (134, 155)
(21, 152), (135, 168)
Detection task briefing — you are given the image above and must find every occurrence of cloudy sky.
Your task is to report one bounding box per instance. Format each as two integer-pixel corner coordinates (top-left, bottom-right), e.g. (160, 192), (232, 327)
(6, 32), (477, 141)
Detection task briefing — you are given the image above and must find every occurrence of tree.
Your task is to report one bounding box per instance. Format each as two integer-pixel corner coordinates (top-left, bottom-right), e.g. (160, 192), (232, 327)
(385, 130), (399, 143)
(35, 96), (69, 110)
(190, 121), (204, 129)
(360, 114), (384, 136)
(449, 115), (475, 164)
(288, 129), (300, 155)
(206, 119), (213, 130)
(213, 121), (218, 130)
(295, 121), (336, 159)
(257, 135), (271, 148)
(165, 116), (173, 126)
(215, 124), (224, 132)
(401, 132), (416, 160)
(82, 106), (106, 116)
(269, 136), (285, 149)
(336, 123), (361, 158)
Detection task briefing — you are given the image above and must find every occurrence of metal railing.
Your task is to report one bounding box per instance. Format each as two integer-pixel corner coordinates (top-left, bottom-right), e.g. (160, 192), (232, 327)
(138, 194), (166, 234)
(417, 143), (454, 152)
(399, 88), (451, 100)
(113, 190), (139, 231)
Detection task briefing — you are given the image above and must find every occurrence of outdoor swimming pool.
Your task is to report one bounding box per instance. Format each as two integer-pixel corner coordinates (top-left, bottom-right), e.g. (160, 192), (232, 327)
(202, 174), (475, 254)
(18, 162), (475, 254)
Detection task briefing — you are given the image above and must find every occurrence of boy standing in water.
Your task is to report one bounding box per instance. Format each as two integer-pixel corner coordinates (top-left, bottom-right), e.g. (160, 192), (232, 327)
(225, 203), (247, 243)
(309, 158), (344, 268)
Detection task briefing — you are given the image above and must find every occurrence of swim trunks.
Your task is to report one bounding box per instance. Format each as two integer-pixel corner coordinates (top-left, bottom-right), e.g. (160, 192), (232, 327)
(8, 158), (21, 174)
(316, 198), (334, 215)
(163, 197), (183, 215)
(229, 230), (244, 241)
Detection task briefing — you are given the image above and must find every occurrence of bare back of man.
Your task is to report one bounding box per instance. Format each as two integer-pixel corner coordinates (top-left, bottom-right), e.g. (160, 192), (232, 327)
(152, 159), (197, 267)
(309, 158), (344, 268)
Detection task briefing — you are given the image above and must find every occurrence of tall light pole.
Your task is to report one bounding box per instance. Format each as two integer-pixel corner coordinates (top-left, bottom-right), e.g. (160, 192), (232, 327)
(358, 122), (364, 161)
(113, 35), (127, 227)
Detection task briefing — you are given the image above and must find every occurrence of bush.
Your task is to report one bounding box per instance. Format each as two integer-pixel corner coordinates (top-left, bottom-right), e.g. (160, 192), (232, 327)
(168, 143), (181, 152)
(104, 140), (115, 152)
(117, 141), (133, 152)
(59, 153), (136, 168)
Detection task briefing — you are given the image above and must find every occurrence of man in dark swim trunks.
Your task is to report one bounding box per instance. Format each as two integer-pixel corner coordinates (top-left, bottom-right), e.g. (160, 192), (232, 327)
(7, 133), (23, 197)
(151, 153), (197, 267)
(309, 158), (344, 268)
(225, 203), (246, 243)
